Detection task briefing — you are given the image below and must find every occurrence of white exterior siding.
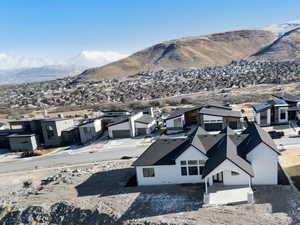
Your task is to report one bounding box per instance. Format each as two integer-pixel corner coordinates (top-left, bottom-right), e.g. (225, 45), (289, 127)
(247, 143), (278, 185)
(166, 115), (185, 129)
(255, 112), (261, 125)
(205, 159), (250, 185)
(135, 120), (156, 135)
(136, 146), (207, 186)
(108, 121), (131, 138)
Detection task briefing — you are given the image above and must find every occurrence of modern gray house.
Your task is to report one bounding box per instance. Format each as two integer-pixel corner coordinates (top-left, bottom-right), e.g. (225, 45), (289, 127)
(41, 118), (74, 147)
(164, 104), (243, 131)
(8, 134), (38, 152)
(252, 93), (300, 126)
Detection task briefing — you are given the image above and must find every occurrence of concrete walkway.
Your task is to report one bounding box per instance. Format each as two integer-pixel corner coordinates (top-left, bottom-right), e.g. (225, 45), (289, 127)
(206, 185), (252, 205)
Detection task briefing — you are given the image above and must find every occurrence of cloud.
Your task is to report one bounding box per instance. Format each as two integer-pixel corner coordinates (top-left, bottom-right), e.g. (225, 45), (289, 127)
(0, 53), (58, 70)
(69, 50), (129, 68)
(0, 50), (129, 71)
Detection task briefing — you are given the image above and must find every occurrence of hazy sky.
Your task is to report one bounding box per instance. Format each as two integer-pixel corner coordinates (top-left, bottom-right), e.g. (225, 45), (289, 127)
(0, 0), (300, 60)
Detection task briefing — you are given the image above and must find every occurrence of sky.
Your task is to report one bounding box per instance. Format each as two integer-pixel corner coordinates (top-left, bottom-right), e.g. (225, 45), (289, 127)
(0, 0), (299, 68)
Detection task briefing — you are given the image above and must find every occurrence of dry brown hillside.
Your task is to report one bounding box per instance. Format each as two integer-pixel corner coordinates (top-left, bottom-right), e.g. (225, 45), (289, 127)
(79, 30), (276, 81)
(250, 28), (300, 61)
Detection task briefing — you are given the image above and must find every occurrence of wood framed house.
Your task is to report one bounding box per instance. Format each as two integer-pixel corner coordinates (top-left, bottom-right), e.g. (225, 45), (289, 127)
(133, 123), (279, 204)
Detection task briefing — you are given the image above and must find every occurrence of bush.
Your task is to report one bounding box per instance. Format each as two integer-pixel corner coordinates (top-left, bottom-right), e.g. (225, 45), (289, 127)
(21, 150), (44, 158)
(180, 97), (193, 104)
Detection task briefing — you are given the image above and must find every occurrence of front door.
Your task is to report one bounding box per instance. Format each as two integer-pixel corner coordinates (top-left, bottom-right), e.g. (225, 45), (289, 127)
(213, 172), (223, 183)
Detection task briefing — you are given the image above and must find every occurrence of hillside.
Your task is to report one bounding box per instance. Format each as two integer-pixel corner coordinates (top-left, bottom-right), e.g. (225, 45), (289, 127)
(78, 30), (276, 81)
(250, 27), (300, 61)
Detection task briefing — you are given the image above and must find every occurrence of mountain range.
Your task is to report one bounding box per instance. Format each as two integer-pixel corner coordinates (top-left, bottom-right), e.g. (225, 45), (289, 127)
(1, 20), (300, 84)
(79, 20), (300, 81)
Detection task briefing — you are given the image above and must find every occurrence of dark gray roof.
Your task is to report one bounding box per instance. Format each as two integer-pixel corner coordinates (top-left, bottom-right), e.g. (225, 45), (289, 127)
(132, 138), (187, 166)
(238, 123), (280, 158)
(205, 104), (232, 111)
(252, 103), (272, 112)
(165, 106), (201, 120)
(135, 115), (155, 124)
(199, 108), (242, 118)
(268, 97), (288, 106)
(202, 135), (254, 178)
(133, 123), (278, 179)
(273, 93), (300, 103)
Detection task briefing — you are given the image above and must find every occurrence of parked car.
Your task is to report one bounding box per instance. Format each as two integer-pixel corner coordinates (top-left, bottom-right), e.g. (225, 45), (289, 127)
(268, 131), (284, 139)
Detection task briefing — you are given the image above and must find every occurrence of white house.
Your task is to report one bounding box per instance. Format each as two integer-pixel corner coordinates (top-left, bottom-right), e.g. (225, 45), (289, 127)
(134, 115), (157, 136)
(165, 112), (186, 130)
(79, 119), (102, 144)
(108, 112), (156, 138)
(133, 123), (280, 204)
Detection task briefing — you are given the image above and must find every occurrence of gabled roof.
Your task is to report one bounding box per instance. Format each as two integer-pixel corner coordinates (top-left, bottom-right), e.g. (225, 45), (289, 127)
(238, 123), (280, 158)
(132, 138), (187, 166)
(135, 115), (155, 124)
(202, 135), (254, 178)
(133, 123), (278, 179)
(199, 108), (242, 118)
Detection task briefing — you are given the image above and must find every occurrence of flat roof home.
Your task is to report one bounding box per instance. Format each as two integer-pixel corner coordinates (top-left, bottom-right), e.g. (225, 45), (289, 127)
(41, 118), (74, 147)
(78, 119), (102, 144)
(199, 107), (242, 131)
(133, 123), (279, 204)
(164, 104), (243, 131)
(252, 93), (300, 126)
(8, 134), (38, 152)
(134, 115), (156, 136)
(108, 112), (156, 138)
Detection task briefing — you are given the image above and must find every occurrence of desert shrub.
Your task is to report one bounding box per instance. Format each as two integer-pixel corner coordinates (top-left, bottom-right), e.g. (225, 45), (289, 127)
(165, 99), (181, 106)
(180, 97), (193, 104)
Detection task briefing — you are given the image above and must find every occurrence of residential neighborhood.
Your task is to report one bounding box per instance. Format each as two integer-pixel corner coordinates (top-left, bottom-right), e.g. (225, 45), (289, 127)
(2, 2), (300, 223)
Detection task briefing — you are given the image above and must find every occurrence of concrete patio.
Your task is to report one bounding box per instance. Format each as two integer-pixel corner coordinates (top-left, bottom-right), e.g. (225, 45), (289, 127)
(204, 184), (253, 206)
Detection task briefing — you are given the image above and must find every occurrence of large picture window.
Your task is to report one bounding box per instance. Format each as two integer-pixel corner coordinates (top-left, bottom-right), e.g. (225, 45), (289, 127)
(143, 168), (155, 177)
(280, 109), (287, 120)
(180, 160), (205, 177)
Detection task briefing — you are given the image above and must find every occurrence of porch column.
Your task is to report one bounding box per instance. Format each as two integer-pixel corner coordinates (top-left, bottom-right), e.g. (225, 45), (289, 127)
(248, 176), (251, 188)
(205, 178), (208, 194)
(267, 109), (271, 125)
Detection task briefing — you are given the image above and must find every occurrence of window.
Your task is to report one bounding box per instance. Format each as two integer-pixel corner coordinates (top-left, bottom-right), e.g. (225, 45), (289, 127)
(188, 166), (198, 175)
(199, 166), (204, 175)
(231, 171), (239, 176)
(46, 125), (55, 138)
(143, 168), (155, 177)
(180, 160), (205, 176)
(180, 160), (187, 165)
(181, 167), (187, 176)
(188, 160), (198, 165)
(280, 109), (286, 120)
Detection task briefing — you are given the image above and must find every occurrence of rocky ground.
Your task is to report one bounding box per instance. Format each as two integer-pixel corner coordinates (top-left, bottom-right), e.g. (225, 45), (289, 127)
(2, 60), (300, 114)
(0, 159), (300, 225)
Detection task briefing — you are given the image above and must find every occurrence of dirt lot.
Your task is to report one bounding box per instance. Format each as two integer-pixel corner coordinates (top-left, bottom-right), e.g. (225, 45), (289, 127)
(279, 147), (300, 191)
(0, 159), (299, 225)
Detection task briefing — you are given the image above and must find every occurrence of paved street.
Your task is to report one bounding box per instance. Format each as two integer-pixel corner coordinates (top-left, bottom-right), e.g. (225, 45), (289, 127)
(0, 138), (150, 174)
